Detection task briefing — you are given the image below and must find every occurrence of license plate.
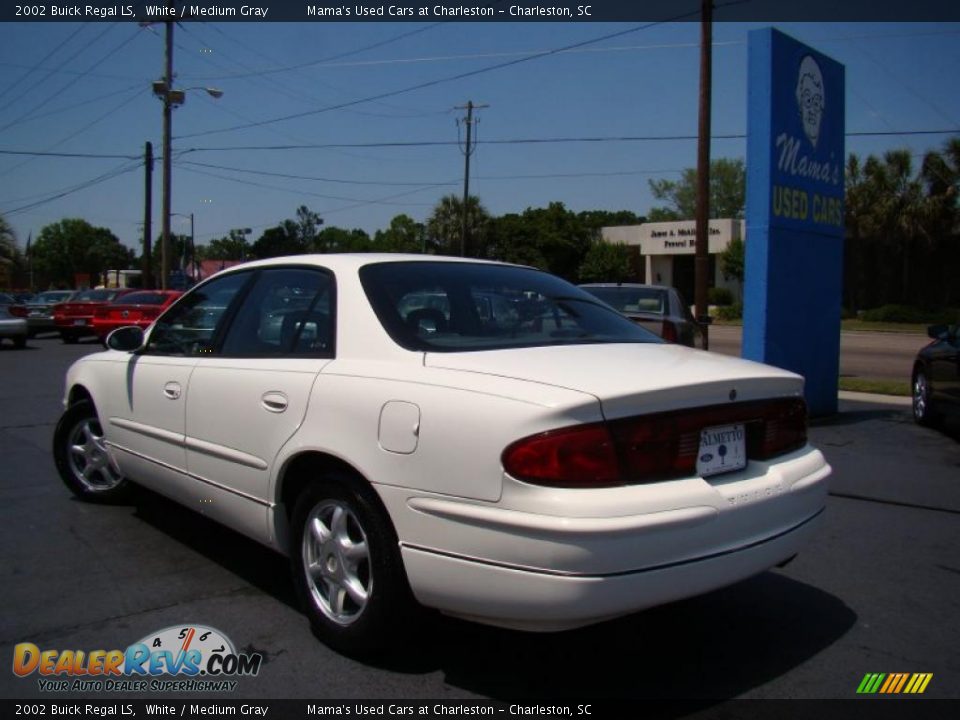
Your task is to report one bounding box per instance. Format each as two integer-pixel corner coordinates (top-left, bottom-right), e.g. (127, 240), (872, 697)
(697, 423), (747, 478)
(73, 319), (86, 326)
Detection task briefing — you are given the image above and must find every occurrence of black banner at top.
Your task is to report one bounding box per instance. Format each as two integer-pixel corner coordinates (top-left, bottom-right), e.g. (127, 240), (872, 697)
(3, 0), (960, 23)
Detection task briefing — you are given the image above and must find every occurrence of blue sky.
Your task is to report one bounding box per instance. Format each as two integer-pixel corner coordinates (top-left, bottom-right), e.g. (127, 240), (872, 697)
(0, 17), (958, 253)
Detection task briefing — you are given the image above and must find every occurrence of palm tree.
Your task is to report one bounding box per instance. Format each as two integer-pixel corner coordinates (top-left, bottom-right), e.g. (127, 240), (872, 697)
(425, 194), (489, 257)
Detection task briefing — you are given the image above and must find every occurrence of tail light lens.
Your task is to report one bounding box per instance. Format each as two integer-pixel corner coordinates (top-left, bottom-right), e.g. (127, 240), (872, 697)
(8, 305), (28, 318)
(661, 320), (679, 343)
(503, 398), (807, 487)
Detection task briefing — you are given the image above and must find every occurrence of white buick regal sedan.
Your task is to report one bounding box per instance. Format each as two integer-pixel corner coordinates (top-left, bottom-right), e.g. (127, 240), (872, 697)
(55, 255), (830, 655)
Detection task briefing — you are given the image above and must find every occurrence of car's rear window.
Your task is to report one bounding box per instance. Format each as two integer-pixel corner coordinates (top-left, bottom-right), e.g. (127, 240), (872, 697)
(360, 261), (661, 352)
(71, 289), (118, 302)
(582, 286), (667, 315)
(118, 292), (169, 305)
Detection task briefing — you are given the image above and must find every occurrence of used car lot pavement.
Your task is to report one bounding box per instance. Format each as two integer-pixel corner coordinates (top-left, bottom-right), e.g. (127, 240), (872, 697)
(0, 338), (957, 703)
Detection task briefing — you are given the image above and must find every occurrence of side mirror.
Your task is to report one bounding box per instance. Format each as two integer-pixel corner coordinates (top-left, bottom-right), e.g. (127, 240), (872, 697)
(927, 324), (948, 340)
(106, 325), (145, 352)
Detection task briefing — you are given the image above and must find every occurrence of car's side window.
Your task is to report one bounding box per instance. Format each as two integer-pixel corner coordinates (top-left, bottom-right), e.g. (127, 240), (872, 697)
(145, 272), (251, 356)
(219, 267), (334, 357)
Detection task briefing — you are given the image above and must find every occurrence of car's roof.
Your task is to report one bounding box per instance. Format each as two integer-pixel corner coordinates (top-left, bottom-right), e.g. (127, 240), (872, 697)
(579, 283), (673, 291)
(217, 253), (508, 275)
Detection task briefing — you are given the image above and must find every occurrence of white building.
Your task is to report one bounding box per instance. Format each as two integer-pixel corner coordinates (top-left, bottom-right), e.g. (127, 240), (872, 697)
(601, 218), (744, 302)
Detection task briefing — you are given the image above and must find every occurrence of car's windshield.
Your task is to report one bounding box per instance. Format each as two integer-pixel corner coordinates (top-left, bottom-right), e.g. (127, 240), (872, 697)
(38, 291), (73, 303)
(360, 261), (661, 352)
(582, 286), (667, 315)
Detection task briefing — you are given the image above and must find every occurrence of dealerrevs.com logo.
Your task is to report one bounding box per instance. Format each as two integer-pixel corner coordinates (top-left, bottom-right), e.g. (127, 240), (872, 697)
(13, 625), (263, 693)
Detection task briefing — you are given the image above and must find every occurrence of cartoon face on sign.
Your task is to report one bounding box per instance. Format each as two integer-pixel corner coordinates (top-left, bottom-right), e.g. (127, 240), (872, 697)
(795, 55), (825, 148)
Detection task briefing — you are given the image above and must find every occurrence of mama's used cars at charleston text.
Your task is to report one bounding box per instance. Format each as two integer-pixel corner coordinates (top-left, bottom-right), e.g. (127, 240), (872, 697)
(54, 255), (830, 655)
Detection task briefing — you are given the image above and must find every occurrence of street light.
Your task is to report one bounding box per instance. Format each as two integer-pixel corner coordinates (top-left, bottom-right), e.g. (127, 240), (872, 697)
(171, 212), (195, 285)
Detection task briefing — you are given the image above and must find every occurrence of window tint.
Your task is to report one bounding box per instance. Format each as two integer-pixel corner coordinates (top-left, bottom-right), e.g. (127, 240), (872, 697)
(71, 289), (118, 302)
(220, 267), (334, 357)
(360, 262), (660, 352)
(119, 292), (170, 305)
(581, 286), (667, 315)
(146, 272), (250, 356)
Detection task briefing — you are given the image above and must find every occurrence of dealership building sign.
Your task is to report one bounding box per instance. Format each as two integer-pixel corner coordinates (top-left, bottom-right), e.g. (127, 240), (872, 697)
(743, 28), (845, 415)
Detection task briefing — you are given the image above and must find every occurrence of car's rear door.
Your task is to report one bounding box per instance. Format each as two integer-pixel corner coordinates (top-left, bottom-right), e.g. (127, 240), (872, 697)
(183, 266), (335, 542)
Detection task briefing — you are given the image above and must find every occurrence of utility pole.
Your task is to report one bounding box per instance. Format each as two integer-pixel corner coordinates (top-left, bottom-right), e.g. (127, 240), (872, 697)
(456, 100), (487, 257)
(159, 0), (174, 290)
(694, 0), (713, 350)
(142, 141), (154, 289)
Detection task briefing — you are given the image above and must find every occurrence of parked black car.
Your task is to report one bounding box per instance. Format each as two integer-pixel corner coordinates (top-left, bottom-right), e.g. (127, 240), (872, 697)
(912, 324), (959, 427)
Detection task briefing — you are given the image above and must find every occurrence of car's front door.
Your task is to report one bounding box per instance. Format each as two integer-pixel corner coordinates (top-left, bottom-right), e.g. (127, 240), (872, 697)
(105, 271), (252, 495)
(183, 267), (335, 542)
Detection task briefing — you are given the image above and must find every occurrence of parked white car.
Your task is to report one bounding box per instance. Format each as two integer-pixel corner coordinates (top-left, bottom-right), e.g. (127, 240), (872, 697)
(55, 255), (830, 656)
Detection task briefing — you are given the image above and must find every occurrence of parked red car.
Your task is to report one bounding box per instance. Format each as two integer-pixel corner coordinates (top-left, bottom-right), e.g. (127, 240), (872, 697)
(53, 288), (137, 343)
(92, 290), (183, 342)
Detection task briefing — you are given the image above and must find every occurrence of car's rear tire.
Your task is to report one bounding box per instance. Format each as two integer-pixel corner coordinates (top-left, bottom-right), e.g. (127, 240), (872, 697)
(53, 400), (130, 503)
(61, 331), (78, 344)
(912, 368), (940, 428)
(14, 336), (26, 349)
(290, 476), (416, 657)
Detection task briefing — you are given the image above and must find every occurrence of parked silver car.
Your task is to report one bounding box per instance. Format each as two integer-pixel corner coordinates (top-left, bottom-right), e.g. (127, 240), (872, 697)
(579, 283), (704, 348)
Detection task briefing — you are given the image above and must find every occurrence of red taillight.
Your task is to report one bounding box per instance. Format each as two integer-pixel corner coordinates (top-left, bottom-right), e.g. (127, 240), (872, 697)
(661, 320), (679, 343)
(502, 424), (619, 487)
(502, 398), (807, 488)
(94, 307), (109, 318)
(8, 305), (28, 318)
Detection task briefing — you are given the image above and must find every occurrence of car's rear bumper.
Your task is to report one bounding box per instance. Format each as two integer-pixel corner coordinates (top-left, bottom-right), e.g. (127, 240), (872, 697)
(380, 445), (830, 630)
(400, 507), (821, 631)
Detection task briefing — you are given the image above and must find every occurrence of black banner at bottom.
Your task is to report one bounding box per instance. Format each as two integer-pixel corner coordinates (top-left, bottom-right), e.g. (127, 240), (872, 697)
(1, 700), (958, 720)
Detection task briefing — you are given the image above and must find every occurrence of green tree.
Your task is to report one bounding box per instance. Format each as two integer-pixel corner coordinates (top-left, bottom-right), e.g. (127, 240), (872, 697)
(200, 229), (251, 261)
(315, 226), (372, 253)
(579, 241), (631, 283)
(373, 214), (424, 253)
(30, 218), (132, 287)
(0, 214), (17, 265)
(486, 202), (593, 280)
(251, 221), (304, 259)
(719, 236), (745, 286)
(426, 194), (490, 257)
(648, 158), (746, 220)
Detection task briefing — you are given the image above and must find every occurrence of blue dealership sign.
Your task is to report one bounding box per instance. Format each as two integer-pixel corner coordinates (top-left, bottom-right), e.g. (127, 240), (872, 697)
(743, 29), (845, 415)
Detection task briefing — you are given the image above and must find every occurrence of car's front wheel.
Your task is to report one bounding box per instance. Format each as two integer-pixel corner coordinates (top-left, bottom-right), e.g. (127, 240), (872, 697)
(290, 477), (416, 657)
(912, 368), (940, 427)
(53, 400), (130, 502)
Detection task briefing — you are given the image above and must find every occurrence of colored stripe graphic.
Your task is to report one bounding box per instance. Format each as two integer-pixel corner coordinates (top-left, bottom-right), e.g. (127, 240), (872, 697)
(857, 673), (932, 694)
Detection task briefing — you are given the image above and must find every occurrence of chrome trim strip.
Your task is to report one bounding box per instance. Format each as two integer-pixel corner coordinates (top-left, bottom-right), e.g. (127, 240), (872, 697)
(184, 436), (269, 471)
(109, 417), (185, 447)
(107, 442), (274, 508)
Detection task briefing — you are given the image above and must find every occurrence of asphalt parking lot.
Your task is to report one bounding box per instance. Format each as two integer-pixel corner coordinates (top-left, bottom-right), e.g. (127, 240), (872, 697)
(1, 336), (958, 705)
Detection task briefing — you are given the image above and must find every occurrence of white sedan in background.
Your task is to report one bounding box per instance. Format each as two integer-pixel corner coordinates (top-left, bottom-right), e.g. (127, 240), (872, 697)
(55, 255), (830, 656)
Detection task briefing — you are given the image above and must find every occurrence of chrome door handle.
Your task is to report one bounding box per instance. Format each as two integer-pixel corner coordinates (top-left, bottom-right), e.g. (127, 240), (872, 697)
(261, 392), (288, 413)
(163, 382), (181, 400)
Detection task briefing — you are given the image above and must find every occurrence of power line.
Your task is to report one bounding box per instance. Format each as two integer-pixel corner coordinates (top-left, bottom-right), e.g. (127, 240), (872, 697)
(177, 159), (456, 187)
(182, 22), (445, 82)
(0, 25), (90, 105)
(176, 163), (442, 206)
(176, 128), (959, 154)
(1, 161), (142, 216)
(0, 26), (143, 134)
(175, 9), (709, 140)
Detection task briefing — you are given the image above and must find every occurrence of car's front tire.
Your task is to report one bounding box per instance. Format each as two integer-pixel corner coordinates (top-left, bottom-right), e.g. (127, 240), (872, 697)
(53, 400), (130, 502)
(912, 368), (940, 427)
(290, 476), (416, 657)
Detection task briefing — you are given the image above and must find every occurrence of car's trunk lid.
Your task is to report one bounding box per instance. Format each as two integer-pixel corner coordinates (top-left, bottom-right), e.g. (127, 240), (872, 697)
(424, 343), (803, 419)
